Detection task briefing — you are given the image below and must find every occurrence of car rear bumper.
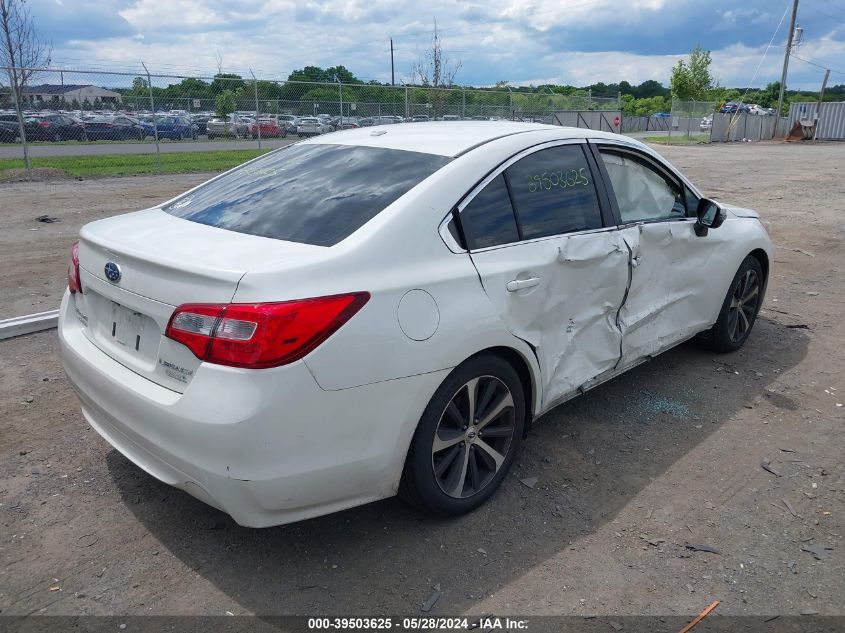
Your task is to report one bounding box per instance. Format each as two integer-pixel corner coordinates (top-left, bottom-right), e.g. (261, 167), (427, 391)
(58, 291), (447, 527)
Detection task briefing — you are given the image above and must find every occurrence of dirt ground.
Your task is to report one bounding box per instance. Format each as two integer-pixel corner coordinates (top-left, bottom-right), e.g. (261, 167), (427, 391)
(0, 142), (843, 621)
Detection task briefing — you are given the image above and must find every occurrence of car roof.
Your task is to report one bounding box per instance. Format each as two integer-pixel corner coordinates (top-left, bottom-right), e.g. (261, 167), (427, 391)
(303, 121), (625, 157)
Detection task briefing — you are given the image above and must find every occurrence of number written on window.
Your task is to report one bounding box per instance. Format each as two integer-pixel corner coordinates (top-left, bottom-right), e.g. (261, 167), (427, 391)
(525, 168), (590, 192)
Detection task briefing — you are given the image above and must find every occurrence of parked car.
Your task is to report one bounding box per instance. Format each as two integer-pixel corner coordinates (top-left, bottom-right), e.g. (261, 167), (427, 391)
(357, 117), (374, 127)
(22, 114), (87, 142)
(142, 115), (197, 140)
(0, 113), (21, 142)
(191, 115), (212, 136)
(276, 114), (299, 134)
(0, 120), (19, 143)
(748, 104), (771, 116)
(251, 117), (287, 139)
(336, 116), (360, 130)
(83, 115), (145, 141)
(296, 116), (333, 136)
(442, 115), (461, 121)
(206, 114), (250, 139)
(411, 115), (431, 122)
(719, 102), (751, 114)
(59, 122), (771, 528)
(700, 115), (713, 132)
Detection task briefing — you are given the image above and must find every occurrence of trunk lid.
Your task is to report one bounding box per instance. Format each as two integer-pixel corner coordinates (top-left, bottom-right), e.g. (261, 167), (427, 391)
(73, 208), (326, 391)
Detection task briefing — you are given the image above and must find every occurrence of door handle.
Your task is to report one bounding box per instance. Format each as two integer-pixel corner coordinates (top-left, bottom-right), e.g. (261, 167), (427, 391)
(506, 277), (541, 292)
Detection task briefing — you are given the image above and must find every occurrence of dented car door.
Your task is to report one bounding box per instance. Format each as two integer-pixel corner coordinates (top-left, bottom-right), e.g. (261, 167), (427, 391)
(459, 142), (630, 410)
(597, 147), (725, 365)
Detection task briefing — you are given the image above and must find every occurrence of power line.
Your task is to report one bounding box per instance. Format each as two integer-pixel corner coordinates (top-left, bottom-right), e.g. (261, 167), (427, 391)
(792, 53), (845, 75)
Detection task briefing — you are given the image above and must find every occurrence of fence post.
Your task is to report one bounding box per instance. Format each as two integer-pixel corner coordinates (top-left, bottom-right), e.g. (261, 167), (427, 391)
(141, 61), (161, 173)
(6, 67), (31, 173)
(666, 98), (674, 146)
(338, 77), (343, 124)
(462, 87), (465, 119)
(250, 69), (261, 149)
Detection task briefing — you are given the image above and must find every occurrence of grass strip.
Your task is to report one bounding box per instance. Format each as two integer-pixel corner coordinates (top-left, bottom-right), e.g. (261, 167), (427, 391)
(0, 149), (271, 178)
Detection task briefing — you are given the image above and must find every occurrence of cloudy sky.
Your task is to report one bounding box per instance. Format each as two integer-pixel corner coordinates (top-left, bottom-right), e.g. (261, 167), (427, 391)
(30, 0), (845, 89)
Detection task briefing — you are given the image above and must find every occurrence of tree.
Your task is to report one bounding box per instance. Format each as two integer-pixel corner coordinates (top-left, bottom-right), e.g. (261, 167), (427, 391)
(412, 19), (461, 118)
(210, 73), (244, 96)
(0, 0), (51, 169)
(670, 45), (715, 102)
(412, 19), (461, 89)
(215, 89), (236, 118)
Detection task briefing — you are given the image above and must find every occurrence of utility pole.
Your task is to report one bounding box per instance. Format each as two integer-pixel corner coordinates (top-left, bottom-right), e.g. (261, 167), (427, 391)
(140, 61), (161, 173)
(775, 0), (799, 128)
(390, 38), (395, 86)
(813, 68), (830, 142)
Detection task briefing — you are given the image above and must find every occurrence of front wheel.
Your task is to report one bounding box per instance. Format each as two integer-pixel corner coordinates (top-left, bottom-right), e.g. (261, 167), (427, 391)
(399, 354), (525, 516)
(704, 255), (764, 352)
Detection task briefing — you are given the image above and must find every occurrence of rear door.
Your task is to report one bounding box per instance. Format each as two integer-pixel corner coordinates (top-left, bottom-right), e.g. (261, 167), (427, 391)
(458, 141), (630, 409)
(593, 143), (729, 365)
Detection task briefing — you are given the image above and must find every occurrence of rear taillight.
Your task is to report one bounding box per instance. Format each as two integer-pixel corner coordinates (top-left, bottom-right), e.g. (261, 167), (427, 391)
(165, 293), (370, 369)
(38, 121), (51, 128)
(67, 241), (81, 293)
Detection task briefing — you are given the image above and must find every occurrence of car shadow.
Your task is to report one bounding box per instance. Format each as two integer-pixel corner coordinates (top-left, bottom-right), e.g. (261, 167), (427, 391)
(107, 316), (808, 615)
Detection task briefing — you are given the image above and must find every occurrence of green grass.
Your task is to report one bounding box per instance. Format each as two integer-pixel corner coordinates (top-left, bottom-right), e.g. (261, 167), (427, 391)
(0, 149), (272, 178)
(643, 134), (710, 145)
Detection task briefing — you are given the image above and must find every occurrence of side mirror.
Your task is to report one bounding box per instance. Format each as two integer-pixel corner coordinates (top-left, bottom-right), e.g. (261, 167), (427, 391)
(694, 198), (725, 236)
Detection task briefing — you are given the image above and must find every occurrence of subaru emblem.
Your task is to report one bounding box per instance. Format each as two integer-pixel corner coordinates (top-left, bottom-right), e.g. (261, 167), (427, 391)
(104, 261), (121, 283)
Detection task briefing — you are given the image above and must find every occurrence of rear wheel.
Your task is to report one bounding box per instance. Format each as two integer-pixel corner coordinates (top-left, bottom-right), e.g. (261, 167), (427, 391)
(705, 255), (764, 352)
(400, 354), (525, 516)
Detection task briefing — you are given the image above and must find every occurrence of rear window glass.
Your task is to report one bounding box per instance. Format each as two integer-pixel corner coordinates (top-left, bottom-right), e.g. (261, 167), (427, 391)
(164, 144), (450, 246)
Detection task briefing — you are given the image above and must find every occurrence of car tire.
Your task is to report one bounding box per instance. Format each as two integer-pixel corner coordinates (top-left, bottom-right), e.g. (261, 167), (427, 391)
(399, 354), (526, 516)
(702, 255), (764, 353)
(207, 134), (214, 140)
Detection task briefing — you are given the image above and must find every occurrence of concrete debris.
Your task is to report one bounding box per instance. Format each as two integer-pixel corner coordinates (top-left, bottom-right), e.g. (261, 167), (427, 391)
(519, 477), (538, 489)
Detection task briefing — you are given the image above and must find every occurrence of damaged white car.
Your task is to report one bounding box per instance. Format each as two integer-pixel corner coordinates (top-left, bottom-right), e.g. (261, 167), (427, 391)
(59, 122), (772, 527)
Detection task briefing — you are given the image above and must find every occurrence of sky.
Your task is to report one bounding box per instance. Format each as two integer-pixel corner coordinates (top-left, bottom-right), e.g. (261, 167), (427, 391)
(28, 0), (845, 90)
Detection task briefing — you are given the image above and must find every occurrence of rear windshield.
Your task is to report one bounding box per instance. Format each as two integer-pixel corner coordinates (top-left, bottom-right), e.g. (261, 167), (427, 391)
(164, 143), (450, 246)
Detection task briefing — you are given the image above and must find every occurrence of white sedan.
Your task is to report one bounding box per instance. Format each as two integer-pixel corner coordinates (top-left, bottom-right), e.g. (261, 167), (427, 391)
(296, 116), (333, 137)
(59, 123), (772, 527)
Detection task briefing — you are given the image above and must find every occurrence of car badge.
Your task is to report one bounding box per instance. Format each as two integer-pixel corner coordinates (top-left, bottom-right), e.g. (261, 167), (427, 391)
(104, 261), (122, 283)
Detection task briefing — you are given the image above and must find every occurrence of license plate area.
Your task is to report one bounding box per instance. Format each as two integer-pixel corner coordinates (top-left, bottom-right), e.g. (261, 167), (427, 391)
(110, 302), (146, 351)
(83, 290), (162, 368)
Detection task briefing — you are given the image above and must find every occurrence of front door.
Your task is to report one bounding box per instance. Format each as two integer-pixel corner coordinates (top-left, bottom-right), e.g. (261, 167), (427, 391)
(595, 146), (728, 365)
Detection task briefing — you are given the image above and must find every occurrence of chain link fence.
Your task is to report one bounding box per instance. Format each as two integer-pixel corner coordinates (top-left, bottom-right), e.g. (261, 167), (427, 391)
(1, 66), (626, 169)
(665, 100), (718, 144)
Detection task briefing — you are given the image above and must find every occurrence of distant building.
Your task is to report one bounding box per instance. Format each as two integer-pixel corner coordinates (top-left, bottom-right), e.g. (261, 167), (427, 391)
(22, 84), (122, 105)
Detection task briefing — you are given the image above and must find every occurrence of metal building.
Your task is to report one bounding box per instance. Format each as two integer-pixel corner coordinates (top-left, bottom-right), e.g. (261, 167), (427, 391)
(787, 101), (845, 140)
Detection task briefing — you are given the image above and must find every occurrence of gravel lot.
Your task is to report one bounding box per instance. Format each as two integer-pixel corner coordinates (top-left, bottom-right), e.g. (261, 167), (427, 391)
(0, 141), (843, 620)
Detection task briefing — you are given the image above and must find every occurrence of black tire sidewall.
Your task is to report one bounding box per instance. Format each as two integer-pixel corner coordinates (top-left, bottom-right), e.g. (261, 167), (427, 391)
(711, 256), (764, 352)
(401, 354), (526, 515)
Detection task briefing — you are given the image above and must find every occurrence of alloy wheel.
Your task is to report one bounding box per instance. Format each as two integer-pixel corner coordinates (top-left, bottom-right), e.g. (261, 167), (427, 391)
(728, 268), (759, 343)
(431, 376), (516, 499)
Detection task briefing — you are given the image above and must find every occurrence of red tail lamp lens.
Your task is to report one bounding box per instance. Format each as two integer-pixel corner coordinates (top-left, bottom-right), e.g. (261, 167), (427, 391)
(165, 293), (370, 369)
(67, 241), (81, 293)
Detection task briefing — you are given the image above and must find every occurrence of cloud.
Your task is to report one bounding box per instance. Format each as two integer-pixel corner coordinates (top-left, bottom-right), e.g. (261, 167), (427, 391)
(27, 0), (845, 89)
